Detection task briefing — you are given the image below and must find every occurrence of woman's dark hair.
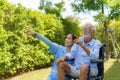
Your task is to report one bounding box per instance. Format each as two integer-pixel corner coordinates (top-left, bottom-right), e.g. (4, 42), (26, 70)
(69, 33), (78, 40)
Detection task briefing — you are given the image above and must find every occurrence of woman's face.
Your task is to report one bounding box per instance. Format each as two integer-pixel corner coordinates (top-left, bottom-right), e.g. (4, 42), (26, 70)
(65, 34), (74, 47)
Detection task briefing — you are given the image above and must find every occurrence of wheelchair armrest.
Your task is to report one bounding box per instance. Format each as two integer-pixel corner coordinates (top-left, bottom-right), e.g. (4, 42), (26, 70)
(66, 59), (103, 63)
(91, 59), (104, 63)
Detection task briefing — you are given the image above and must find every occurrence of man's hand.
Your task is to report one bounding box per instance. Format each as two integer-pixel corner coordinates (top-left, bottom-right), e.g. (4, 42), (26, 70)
(74, 38), (82, 45)
(57, 57), (65, 64)
(26, 29), (37, 35)
(74, 38), (85, 48)
(57, 56), (68, 65)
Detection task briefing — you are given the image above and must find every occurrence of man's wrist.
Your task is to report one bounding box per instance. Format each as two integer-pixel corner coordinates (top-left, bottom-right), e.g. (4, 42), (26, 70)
(78, 42), (83, 46)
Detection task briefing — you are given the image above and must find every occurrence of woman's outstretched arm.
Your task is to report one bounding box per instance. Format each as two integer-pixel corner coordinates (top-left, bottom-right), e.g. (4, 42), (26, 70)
(26, 29), (53, 47)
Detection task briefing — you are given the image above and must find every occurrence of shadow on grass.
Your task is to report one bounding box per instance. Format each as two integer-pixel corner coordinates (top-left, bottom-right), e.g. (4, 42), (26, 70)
(104, 59), (120, 80)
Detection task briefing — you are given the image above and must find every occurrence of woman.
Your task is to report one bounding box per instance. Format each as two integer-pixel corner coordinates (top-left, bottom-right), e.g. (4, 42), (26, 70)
(26, 29), (77, 80)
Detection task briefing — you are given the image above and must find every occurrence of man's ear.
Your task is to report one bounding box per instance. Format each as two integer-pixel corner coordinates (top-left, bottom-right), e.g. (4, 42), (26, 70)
(91, 31), (95, 35)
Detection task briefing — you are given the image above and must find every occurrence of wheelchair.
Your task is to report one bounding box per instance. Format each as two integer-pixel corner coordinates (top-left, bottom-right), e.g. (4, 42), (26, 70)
(66, 44), (105, 80)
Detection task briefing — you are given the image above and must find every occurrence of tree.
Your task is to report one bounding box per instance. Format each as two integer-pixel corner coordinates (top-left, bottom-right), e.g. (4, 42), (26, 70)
(62, 16), (82, 37)
(39, 0), (65, 18)
(109, 21), (120, 61)
(71, 0), (120, 60)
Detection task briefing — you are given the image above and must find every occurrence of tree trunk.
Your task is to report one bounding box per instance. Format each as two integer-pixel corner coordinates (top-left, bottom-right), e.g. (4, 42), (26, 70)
(109, 29), (118, 60)
(101, 3), (110, 60)
(104, 22), (110, 60)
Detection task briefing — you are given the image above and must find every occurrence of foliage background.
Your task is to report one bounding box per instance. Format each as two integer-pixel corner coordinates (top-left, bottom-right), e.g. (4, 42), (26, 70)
(0, 0), (120, 79)
(0, 0), (81, 79)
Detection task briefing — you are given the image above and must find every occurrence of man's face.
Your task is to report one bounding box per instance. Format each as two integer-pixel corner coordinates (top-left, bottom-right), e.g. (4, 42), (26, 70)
(82, 25), (93, 39)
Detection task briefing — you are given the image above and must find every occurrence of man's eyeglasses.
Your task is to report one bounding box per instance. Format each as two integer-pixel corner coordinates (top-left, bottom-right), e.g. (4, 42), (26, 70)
(83, 28), (91, 32)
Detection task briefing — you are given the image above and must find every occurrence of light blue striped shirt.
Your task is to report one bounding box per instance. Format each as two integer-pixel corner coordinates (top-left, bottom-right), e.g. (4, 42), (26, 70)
(66, 37), (101, 75)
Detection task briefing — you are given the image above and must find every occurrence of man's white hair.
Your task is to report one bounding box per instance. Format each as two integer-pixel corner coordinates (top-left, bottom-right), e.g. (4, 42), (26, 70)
(83, 23), (96, 32)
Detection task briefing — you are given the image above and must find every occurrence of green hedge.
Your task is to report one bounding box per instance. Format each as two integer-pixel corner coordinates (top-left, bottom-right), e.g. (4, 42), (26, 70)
(0, 0), (64, 78)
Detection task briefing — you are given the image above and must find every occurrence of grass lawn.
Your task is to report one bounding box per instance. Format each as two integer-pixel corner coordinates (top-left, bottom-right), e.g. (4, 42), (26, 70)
(6, 59), (120, 80)
(104, 59), (120, 80)
(6, 67), (51, 80)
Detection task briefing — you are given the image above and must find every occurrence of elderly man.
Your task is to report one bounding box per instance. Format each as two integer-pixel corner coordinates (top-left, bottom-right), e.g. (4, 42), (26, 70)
(57, 23), (101, 80)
